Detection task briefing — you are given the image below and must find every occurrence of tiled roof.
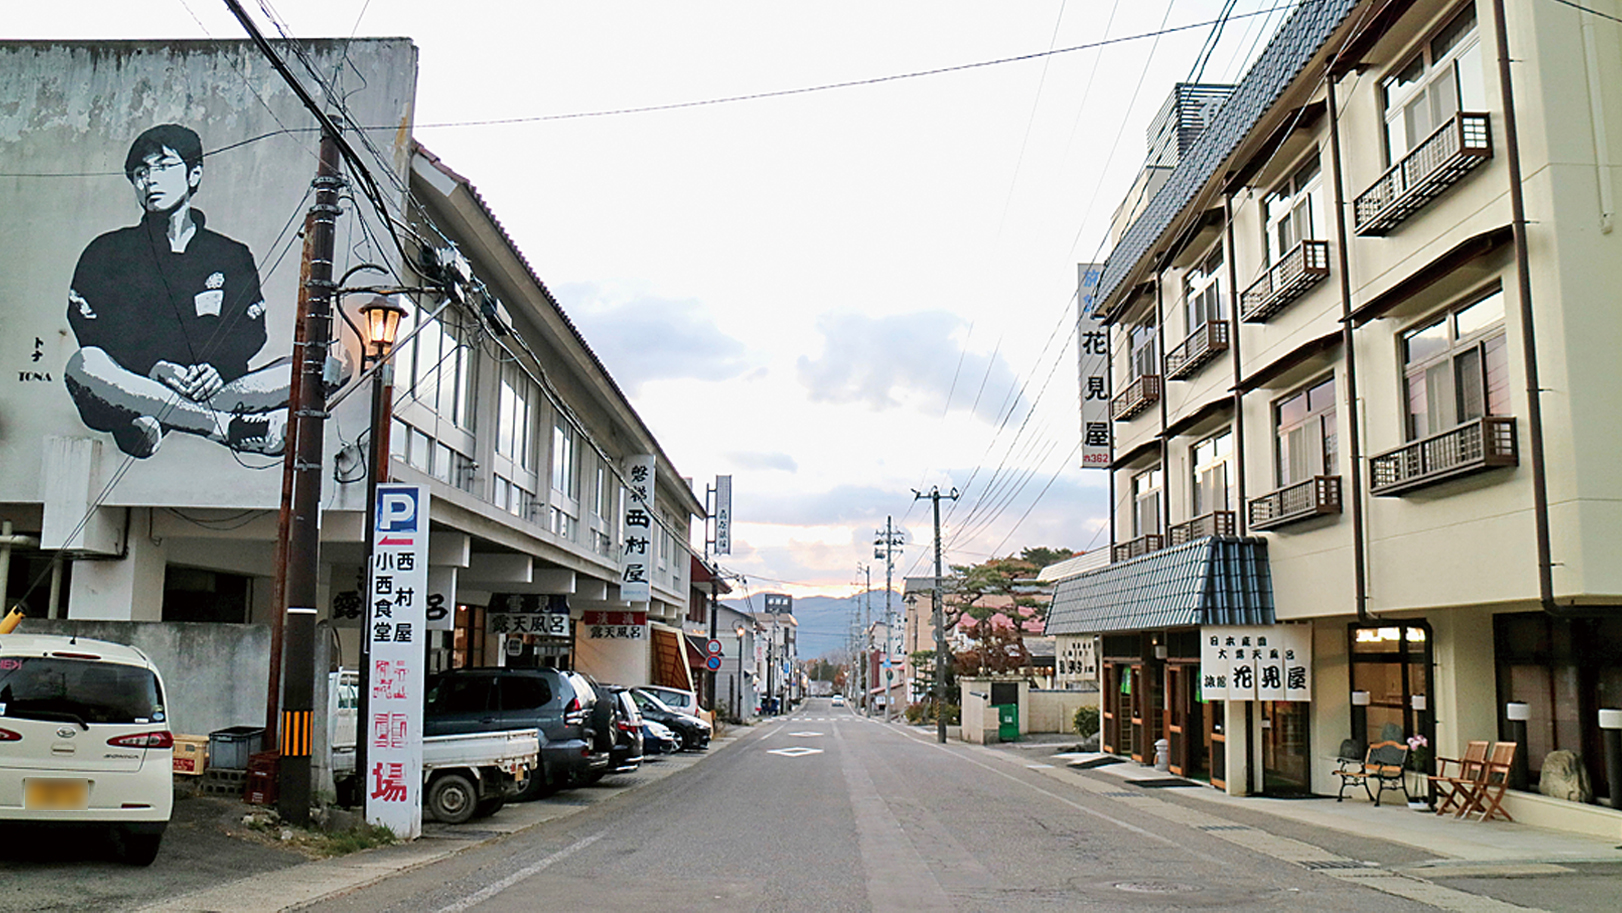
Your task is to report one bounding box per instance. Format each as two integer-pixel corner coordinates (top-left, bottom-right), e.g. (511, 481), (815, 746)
(1043, 538), (1274, 635)
(1095, 0), (1361, 311)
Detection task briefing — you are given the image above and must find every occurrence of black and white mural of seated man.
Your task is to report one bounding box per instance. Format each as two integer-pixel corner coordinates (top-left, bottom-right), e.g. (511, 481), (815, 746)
(63, 123), (292, 459)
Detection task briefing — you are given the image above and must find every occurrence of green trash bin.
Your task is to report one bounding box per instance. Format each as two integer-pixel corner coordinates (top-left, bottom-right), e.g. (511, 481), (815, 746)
(996, 704), (1019, 742)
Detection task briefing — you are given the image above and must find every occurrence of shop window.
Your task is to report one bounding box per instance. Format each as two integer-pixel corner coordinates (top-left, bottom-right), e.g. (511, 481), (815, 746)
(1495, 612), (1622, 798)
(1348, 623), (1432, 750)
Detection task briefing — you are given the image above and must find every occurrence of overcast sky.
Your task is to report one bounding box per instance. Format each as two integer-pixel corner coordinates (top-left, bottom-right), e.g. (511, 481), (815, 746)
(14, 0), (1291, 599)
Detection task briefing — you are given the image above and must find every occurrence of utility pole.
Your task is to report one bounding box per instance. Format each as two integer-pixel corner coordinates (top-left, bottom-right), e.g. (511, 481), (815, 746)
(862, 564), (873, 718)
(875, 517), (904, 722)
(914, 486), (958, 744)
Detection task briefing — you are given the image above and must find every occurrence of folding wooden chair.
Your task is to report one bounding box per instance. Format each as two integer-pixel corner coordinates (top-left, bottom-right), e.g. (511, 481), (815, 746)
(1462, 741), (1517, 822)
(1428, 740), (1489, 817)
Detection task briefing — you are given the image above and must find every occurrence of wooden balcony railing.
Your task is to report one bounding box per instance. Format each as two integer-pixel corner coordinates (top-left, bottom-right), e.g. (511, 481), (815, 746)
(1111, 374), (1162, 422)
(1164, 322), (1230, 380)
(1248, 475), (1342, 531)
(1369, 417), (1518, 496)
(1355, 112), (1492, 236)
(1240, 240), (1330, 323)
(1168, 510), (1236, 545)
(1112, 534), (1164, 563)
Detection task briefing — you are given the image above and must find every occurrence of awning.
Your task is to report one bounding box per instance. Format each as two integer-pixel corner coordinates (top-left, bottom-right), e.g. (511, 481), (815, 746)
(650, 623), (695, 691)
(1045, 537), (1274, 636)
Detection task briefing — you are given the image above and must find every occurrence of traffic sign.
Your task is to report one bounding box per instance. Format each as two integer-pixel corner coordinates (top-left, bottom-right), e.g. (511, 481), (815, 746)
(705, 654), (723, 671)
(706, 639), (723, 655)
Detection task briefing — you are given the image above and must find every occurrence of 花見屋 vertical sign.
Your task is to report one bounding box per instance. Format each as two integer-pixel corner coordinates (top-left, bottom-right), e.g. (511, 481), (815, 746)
(1200, 625), (1312, 703)
(620, 455), (655, 602)
(1077, 263), (1111, 469)
(366, 483), (428, 839)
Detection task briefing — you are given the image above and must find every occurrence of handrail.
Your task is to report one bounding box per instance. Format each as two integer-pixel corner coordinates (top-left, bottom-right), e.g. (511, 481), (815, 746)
(1369, 416), (1518, 496)
(1355, 112), (1493, 236)
(1240, 239), (1330, 323)
(1248, 475), (1342, 530)
(1164, 322), (1230, 379)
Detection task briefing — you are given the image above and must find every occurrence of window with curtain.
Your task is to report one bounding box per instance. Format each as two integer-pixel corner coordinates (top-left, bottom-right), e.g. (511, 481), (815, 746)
(1275, 375), (1338, 486)
(1183, 247), (1225, 333)
(1402, 288), (1508, 440)
(1190, 431), (1232, 517)
(1382, 4), (1485, 164)
(1263, 156), (1324, 266)
(1132, 467), (1163, 538)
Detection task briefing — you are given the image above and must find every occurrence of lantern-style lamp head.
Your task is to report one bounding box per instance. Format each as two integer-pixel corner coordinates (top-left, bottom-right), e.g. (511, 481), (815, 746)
(736, 624), (747, 639)
(359, 295), (408, 359)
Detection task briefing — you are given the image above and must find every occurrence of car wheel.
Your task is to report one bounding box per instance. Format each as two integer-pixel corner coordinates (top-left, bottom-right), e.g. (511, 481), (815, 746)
(514, 766), (559, 802)
(473, 795), (506, 818)
(427, 773), (479, 825)
(120, 830), (163, 866)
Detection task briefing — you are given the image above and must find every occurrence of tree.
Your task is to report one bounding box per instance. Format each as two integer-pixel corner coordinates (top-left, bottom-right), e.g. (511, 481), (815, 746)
(940, 547), (1075, 677)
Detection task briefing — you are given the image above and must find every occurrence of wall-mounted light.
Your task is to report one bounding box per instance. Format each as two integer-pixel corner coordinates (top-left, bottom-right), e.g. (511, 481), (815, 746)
(1350, 690), (1371, 706)
(1410, 694), (1427, 712)
(1506, 701), (1530, 721)
(1154, 644), (1168, 660)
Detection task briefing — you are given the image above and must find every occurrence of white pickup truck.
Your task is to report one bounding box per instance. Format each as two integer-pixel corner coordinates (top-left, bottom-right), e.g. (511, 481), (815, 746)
(328, 671), (539, 824)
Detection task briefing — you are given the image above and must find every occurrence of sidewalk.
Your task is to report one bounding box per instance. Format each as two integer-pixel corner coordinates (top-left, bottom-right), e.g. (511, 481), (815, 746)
(138, 737), (738, 913)
(1000, 735), (1622, 869)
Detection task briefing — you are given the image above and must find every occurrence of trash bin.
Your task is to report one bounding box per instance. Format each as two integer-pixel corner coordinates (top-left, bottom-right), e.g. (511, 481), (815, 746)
(208, 726), (264, 771)
(1154, 738), (1170, 771)
(997, 704), (1019, 742)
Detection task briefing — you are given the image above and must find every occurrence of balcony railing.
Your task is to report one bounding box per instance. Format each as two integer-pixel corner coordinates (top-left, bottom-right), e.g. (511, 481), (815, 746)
(1369, 416), (1518, 496)
(1168, 510), (1236, 546)
(1354, 112), (1492, 236)
(1112, 534), (1164, 563)
(1164, 322), (1230, 380)
(1240, 240), (1330, 323)
(1248, 476), (1342, 530)
(1111, 374), (1162, 421)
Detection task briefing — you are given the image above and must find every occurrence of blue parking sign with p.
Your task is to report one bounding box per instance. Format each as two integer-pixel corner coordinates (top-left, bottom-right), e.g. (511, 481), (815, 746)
(377, 485), (421, 533)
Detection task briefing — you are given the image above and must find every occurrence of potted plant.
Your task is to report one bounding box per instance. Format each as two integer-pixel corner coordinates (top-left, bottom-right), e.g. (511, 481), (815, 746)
(1405, 734), (1431, 809)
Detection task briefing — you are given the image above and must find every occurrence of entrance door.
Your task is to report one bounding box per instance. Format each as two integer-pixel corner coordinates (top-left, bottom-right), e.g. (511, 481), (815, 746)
(1129, 664), (1146, 762)
(1167, 664), (1206, 778)
(1206, 700), (1226, 790)
(1261, 700), (1312, 796)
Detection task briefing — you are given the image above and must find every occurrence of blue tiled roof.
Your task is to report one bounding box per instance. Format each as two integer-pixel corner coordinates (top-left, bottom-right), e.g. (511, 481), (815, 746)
(1095, 0), (1361, 312)
(1044, 538), (1275, 635)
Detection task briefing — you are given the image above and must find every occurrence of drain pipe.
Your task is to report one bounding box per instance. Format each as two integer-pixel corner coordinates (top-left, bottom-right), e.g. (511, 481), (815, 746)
(1325, 72), (1371, 622)
(1223, 194), (1247, 536)
(1489, 0), (1557, 614)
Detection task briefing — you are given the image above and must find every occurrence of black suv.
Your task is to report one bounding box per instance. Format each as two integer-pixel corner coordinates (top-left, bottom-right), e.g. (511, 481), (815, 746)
(424, 668), (611, 800)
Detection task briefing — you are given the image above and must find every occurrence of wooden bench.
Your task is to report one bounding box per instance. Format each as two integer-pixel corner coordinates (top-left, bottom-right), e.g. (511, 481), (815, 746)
(1333, 740), (1410, 806)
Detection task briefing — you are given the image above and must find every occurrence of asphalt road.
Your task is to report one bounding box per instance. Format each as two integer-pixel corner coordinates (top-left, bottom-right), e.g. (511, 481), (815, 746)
(303, 700), (1466, 912)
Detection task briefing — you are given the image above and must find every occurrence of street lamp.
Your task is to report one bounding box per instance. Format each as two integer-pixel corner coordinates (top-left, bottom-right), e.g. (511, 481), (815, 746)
(735, 623), (747, 720)
(354, 294), (408, 805)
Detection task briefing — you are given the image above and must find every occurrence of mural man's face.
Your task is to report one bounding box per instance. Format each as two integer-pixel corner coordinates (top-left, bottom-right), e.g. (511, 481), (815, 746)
(130, 146), (201, 214)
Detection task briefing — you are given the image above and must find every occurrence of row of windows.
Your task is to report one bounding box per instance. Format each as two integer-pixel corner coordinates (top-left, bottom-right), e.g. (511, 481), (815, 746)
(1127, 285), (1506, 532)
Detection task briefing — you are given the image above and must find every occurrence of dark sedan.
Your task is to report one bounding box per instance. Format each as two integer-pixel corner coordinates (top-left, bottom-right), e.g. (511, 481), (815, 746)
(629, 689), (711, 750)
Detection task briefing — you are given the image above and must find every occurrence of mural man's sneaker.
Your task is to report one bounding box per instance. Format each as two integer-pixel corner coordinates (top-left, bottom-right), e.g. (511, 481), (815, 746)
(227, 410), (286, 455)
(112, 415), (163, 459)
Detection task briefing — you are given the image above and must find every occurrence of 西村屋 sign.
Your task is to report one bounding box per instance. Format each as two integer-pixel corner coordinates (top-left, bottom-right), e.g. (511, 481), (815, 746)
(366, 483), (429, 839)
(620, 455), (656, 602)
(1200, 624), (1312, 702)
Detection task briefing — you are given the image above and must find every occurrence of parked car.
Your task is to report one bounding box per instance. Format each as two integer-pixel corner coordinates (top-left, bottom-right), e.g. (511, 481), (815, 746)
(640, 719), (680, 755)
(600, 690), (642, 775)
(0, 634), (173, 865)
(424, 668), (610, 800)
(638, 685), (699, 717)
(629, 689), (710, 751)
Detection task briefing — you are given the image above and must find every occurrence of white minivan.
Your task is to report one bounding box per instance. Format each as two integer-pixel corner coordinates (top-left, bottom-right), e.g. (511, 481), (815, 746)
(0, 633), (174, 864)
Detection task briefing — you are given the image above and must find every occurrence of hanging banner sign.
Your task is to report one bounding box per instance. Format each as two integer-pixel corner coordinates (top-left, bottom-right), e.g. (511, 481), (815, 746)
(582, 610), (647, 640)
(620, 454), (656, 602)
(365, 483), (428, 839)
(714, 474), (732, 555)
(486, 593), (570, 638)
(1200, 624), (1312, 702)
(1077, 263), (1111, 468)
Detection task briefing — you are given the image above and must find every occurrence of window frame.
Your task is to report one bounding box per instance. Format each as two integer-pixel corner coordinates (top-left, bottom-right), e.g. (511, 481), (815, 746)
(1273, 374), (1338, 487)
(1190, 430), (1233, 517)
(1400, 286), (1509, 441)
(1182, 246), (1225, 335)
(1381, 4), (1485, 165)
(1131, 466), (1164, 538)
(1262, 155), (1324, 267)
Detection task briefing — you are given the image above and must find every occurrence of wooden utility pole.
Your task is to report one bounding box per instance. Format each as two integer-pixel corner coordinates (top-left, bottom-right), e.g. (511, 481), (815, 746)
(914, 487), (958, 743)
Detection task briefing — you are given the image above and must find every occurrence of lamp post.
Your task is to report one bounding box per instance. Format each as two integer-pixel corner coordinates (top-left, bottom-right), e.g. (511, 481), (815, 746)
(735, 623), (747, 720)
(353, 295), (407, 802)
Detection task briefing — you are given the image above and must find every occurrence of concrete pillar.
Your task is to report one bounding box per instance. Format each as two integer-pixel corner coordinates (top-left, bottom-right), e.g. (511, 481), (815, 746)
(1225, 700), (1251, 796)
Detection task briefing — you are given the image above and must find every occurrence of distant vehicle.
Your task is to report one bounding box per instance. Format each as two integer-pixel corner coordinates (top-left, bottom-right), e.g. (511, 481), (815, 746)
(629, 689), (710, 751)
(641, 719), (680, 755)
(637, 685), (698, 717)
(0, 634), (173, 865)
(831, 694), (845, 707)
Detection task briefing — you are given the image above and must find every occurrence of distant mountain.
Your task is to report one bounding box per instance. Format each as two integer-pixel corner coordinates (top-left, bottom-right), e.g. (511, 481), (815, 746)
(723, 591), (904, 660)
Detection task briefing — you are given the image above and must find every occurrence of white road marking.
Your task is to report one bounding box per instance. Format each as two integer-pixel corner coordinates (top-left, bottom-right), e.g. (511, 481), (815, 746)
(788, 731), (823, 737)
(432, 832), (604, 913)
(767, 746), (824, 757)
(1026, 763), (1055, 769)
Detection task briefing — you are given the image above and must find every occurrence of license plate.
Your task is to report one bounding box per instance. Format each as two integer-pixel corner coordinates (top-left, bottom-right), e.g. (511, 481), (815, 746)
(25, 778), (89, 810)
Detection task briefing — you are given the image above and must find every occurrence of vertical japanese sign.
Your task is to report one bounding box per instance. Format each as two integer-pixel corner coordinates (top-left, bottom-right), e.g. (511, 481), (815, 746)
(620, 454), (655, 602)
(714, 474), (732, 556)
(1077, 263), (1111, 468)
(366, 483), (428, 839)
(1200, 625), (1312, 702)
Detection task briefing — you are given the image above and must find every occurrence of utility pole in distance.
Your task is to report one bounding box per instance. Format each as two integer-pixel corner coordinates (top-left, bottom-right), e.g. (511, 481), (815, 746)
(913, 487), (958, 743)
(874, 517), (903, 722)
(862, 563), (872, 718)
